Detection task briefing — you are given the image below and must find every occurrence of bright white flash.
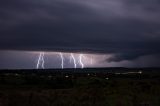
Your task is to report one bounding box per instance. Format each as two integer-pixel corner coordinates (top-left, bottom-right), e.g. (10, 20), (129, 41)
(36, 53), (41, 69)
(70, 53), (77, 68)
(36, 52), (45, 69)
(59, 53), (64, 69)
(35, 52), (91, 69)
(79, 54), (84, 69)
(41, 53), (45, 68)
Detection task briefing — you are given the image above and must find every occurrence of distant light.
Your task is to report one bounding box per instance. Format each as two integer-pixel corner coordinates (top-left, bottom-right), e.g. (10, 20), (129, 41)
(65, 75), (69, 78)
(87, 73), (90, 76)
(105, 77), (109, 80)
(139, 71), (142, 74)
(15, 73), (19, 76)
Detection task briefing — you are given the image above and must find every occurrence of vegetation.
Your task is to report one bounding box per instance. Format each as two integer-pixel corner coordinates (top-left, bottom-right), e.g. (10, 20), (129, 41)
(0, 69), (160, 106)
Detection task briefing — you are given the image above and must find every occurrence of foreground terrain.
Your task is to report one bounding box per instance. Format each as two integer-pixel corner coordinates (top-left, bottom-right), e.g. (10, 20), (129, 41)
(0, 68), (160, 106)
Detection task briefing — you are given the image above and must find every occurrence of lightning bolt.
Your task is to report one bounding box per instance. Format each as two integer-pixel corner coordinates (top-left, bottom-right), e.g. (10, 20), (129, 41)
(41, 52), (45, 69)
(59, 52), (64, 69)
(36, 53), (41, 69)
(79, 54), (84, 69)
(36, 52), (45, 69)
(70, 53), (77, 68)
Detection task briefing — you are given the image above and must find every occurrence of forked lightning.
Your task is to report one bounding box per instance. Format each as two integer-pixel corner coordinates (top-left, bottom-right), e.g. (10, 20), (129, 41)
(36, 52), (87, 69)
(70, 53), (77, 68)
(36, 52), (45, 69)
(79, 54), (84, 69)
(59, 52), (64, 69)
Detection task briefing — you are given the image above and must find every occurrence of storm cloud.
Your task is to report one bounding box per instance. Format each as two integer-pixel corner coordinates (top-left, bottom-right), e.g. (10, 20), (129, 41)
(0, 0), (160, 65)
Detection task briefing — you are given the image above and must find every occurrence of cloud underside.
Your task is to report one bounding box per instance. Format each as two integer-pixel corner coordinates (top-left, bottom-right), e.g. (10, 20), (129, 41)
(0, 0), (160, 62)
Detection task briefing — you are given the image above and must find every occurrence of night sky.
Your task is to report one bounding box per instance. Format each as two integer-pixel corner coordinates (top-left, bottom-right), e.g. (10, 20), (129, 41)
(0, 0), (160, 69)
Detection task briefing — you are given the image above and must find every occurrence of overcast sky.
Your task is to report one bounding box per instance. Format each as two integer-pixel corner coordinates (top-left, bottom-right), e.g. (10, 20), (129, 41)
(0, 0), (160, 69)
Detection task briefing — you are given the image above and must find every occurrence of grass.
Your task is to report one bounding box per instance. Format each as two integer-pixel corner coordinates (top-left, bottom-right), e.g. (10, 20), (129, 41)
(0, 70), (160, 106)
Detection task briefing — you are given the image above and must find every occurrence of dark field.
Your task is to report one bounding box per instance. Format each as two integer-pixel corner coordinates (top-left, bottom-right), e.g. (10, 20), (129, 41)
(0, 68), (160, 106)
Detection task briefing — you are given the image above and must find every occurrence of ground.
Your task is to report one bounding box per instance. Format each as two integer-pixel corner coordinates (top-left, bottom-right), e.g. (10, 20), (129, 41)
(0, 68), (160, 106)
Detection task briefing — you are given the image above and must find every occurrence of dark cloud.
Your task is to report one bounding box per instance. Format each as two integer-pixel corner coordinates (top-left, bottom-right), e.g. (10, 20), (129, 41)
(0, 0), (160, 63)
